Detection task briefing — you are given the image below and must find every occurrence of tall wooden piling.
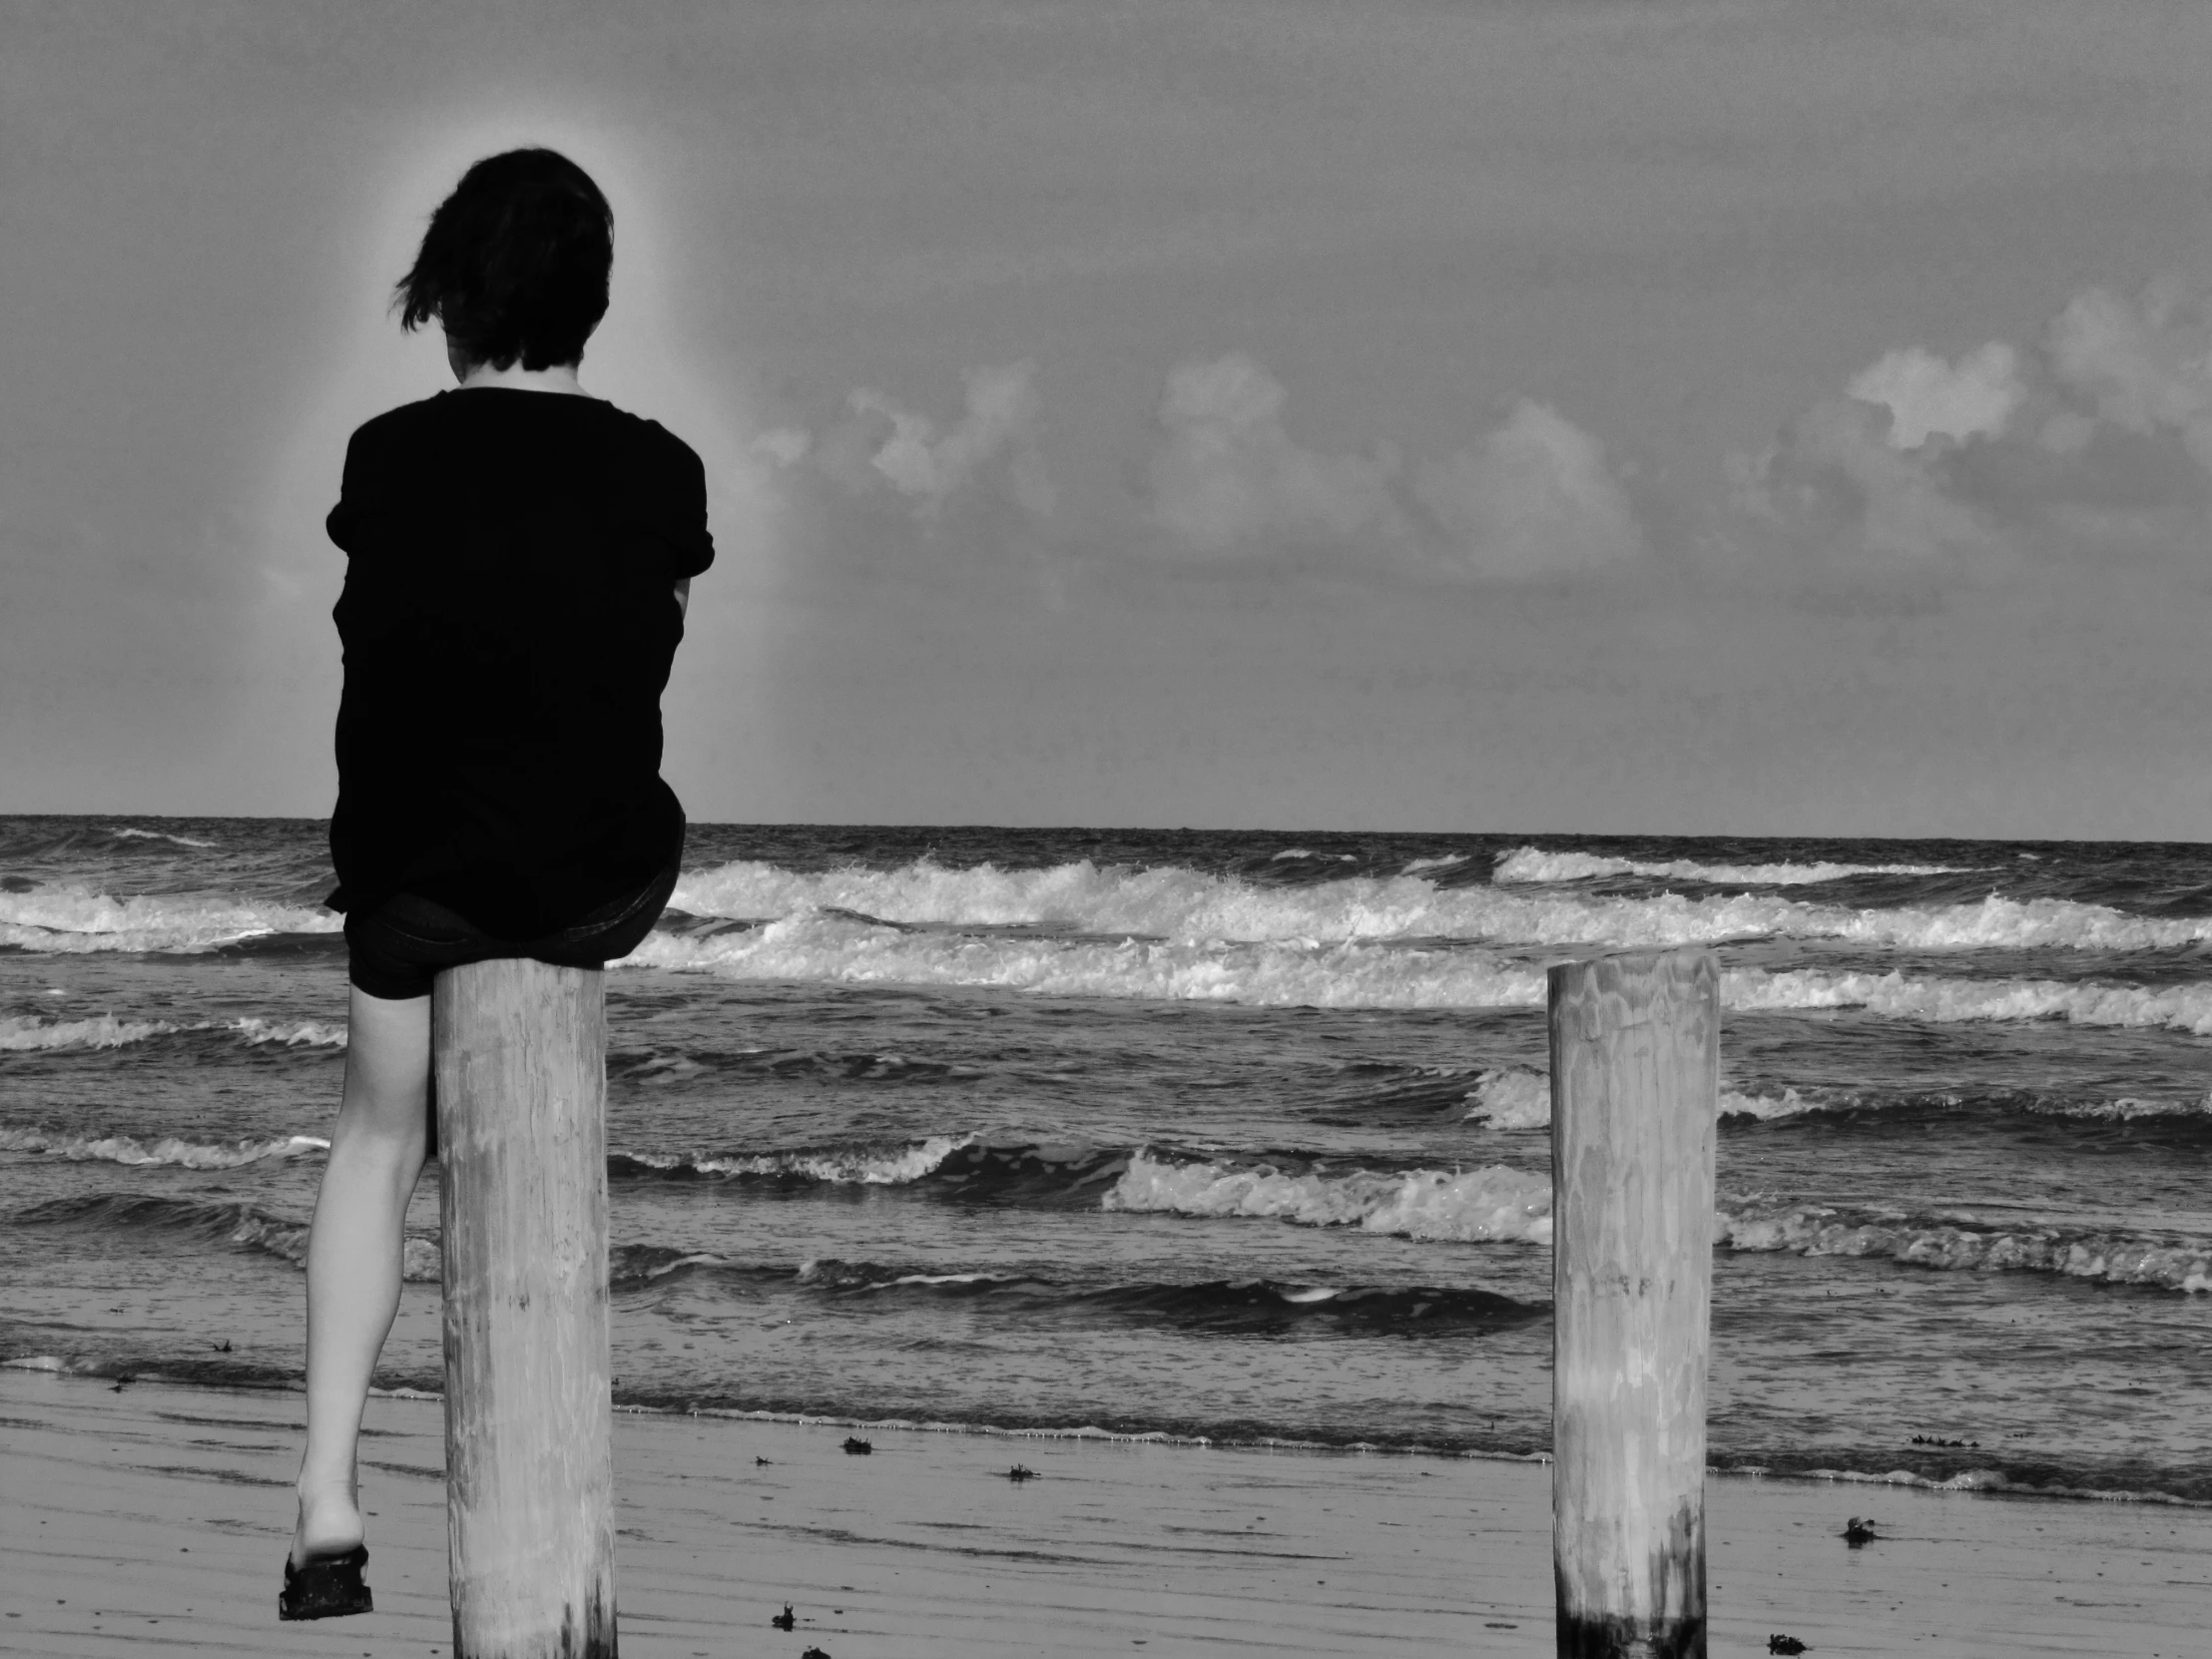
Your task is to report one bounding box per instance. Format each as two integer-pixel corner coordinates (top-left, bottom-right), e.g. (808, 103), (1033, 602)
(434, 958), (619, 1659)
(1548, 946), (1718, 1659)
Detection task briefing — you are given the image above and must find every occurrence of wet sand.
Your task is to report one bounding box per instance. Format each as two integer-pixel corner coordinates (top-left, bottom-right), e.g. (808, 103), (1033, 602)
(2, 1368), (2206, 1657)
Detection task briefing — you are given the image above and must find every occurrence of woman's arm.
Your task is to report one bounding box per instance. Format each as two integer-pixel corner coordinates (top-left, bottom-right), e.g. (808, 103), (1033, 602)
(673, 578), (690, 618)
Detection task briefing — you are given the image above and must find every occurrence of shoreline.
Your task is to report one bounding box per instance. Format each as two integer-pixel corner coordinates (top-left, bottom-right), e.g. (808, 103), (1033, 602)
(8, 1353), (2204, 1512)
(6, 1369), (2209, 1657)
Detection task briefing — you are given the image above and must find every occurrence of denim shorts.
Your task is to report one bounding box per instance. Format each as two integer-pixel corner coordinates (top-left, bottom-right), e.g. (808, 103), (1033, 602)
(343, 857), (681, 1003)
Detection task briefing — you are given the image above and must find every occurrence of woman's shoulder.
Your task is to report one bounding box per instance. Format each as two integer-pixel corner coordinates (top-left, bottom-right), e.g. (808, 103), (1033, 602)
(591, 405), (713, 570)
(341, 392), (492, 476)
(345, 392), (444, 447)
(593, 401), (705, 471)
(340, 390), (706, 508)
(348, 387), (693, 440)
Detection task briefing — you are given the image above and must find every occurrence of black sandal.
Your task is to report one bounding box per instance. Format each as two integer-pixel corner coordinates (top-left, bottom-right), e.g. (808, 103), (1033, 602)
(277, 1543), (373, 1621)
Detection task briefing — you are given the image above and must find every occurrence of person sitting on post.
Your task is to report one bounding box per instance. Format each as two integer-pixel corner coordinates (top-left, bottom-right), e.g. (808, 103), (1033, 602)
(281, 146), (714, 1622)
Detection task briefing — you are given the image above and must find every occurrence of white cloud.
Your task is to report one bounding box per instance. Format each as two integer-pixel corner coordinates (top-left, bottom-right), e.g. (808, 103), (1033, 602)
(1146, 353), (1640, 579)
(1732, 397), (1992, 566)
(1148, 353), (1404, 553)
(816, 361), (1054, 517)
(2045, 280), (2212, 469)
(1845, 341), (2023, 449)
(753, 427), (812, 468)
(1731, 278), (2212, 578)
(1411, 400), (1643, 578)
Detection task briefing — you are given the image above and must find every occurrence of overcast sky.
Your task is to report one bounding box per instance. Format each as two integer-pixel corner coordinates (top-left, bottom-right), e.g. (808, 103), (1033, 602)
(6, 0), (2212, 837)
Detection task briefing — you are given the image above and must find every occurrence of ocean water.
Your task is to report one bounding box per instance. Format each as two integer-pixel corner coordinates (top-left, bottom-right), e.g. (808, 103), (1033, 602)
(4, 817), (2209, 1505)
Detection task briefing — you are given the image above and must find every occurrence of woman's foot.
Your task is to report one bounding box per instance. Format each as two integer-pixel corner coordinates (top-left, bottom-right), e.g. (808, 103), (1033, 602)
(290, 1482), (364, 1570)
(277, 1540), (372, 1622)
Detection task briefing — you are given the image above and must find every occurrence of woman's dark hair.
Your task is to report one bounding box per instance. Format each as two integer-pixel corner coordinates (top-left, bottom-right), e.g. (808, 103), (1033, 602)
(395, 149), (613, 371)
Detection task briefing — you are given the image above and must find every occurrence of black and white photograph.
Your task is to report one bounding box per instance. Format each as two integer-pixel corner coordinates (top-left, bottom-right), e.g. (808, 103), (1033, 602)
(3, 4), (2210, 1654)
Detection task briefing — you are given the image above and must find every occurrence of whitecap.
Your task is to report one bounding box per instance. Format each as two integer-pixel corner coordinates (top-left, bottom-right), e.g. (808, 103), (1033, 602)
(622, 1133), (973, 1186)
(0, 1013), (177, 1052)
(1103, 1151), (1554, 1246)
(0, 884), (339, 953)
(1724, 966), (2212, 1036)
(1493, 846), (1975, 885)
(662, 857), (2204, 954)
(108, 827), (220, 848)
(627, 913), (2212, 1032)
(1719, 1203), (2212, 1293)
(0, 1126), (330, 1168)
(0, 1013), (347, 1053)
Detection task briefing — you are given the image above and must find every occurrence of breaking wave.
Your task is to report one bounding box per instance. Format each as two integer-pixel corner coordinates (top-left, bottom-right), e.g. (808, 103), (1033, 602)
(0, 1014), (347, 1053)
(610, 1134), (974, 1187)
(666, 857), (2205, 952)
(108, 827), (220, 849)
(1458, 1067), (1823, 1129)
(1, 1013), (171, 1051)
(1460, 1067), (1555, 1129)
(631, 915), (1547, 1006)
(1721, 1201), (2212, 1294)
(631, 912), (2212, 1031)
(0, 884), (339, 954)
(1104, 1152), (1556, 1246)
(1492, 846), (1973, 885)
(1099, 1150), (2212, 1293)
(1457, 1068), (2212, 1129)
(1400, 854), (1471, 874)
(9, 856), (2206, 961)
(630, 1136), (1545, 1240)
(0, 1127), (329, 1168)
(1727, 967), (2212, 1035)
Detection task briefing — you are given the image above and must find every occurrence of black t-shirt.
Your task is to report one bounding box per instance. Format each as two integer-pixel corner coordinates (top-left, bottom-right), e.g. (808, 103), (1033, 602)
(326, 386), (715, 939)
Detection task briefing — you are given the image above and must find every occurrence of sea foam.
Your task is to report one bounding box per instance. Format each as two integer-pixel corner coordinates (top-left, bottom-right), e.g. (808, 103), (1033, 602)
(1103, 1152), (1556, 1245)
(0, 884), (339, 953)
(1721, 1203), (2212, 1293)
(1727, 966), (2212, 1035)
(8, 855), (2202, 958)
(108, 827), (220, 848)
(1492, 846), (1974, 885)
(0, 1013), (347, 1053)
(614, 1134), (973, 1186)
(1460, 1066), (1809, 1128)
(668, 857), (2205, 953)
(1457, 1067), (2210, 1129)
(629, 912), (2212, 1031)
(1104, 1152), (2212, 1292)
(628, 915), (1549, 1008)
(0, 1126), (329, 1168)
(0, 1013), (173, 1051)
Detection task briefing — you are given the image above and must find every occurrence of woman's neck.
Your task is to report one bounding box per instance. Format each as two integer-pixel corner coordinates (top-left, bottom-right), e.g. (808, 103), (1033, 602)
(451, 357), (590, 396)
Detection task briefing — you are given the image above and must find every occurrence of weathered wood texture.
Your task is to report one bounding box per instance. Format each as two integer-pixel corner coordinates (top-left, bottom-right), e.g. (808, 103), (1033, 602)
(434, 958), (619, 1659)
(1548, 946), (1719, 1659)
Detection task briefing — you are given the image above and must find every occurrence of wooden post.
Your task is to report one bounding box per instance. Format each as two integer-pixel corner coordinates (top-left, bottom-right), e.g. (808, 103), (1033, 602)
(435, 958), (619, 1659)
(1548, 946), (1718, 1659)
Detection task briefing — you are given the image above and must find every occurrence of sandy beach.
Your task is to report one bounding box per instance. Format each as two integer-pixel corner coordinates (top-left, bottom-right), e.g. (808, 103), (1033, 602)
(2, 1369), (2204, 1658)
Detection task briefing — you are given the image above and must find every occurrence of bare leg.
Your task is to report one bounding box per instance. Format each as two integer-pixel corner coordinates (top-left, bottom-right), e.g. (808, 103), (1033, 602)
(293, 985), (431, 1565)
